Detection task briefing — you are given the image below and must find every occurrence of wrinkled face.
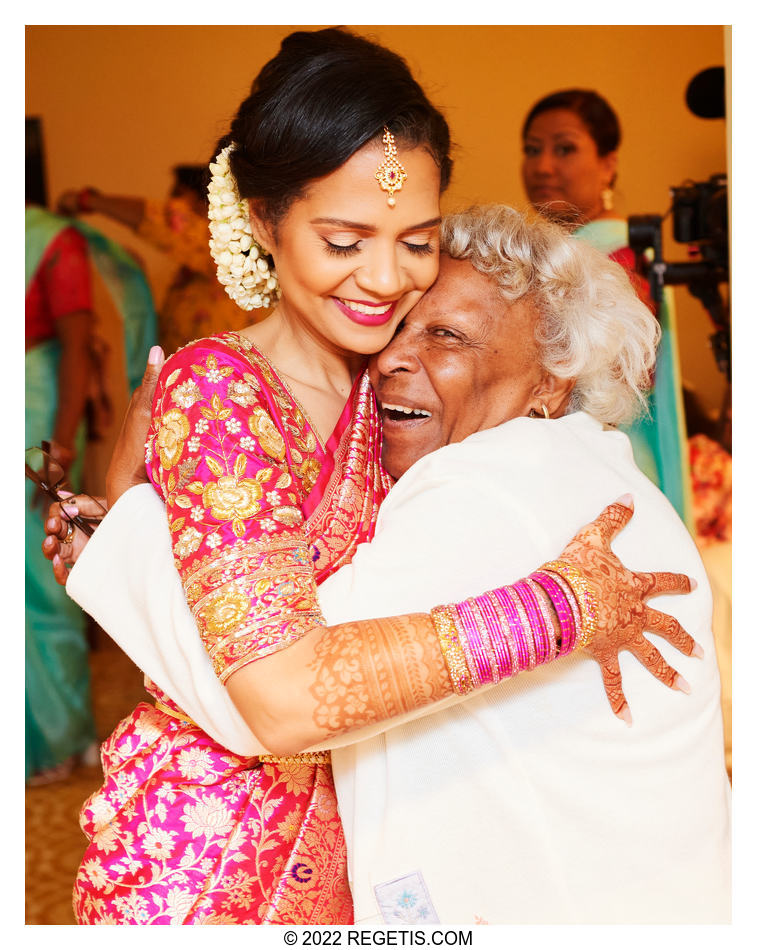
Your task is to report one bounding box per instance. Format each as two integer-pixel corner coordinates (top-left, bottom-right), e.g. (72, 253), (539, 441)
(370, 255), (547, 479)
(521, 109), (617, 223)
(254, 141), (442, 357)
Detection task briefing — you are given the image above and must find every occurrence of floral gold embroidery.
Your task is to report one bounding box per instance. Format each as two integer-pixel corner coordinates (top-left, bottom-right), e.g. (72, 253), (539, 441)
(171, 379), (203, 409)
(77, 335), (389, 926)
(191, 352), (234, 384)
(249, 407), (286, 461)
(298, 458), (321, 495)
(157, 408), (190, 469)
(227, 376), (260, 407)
(201, 392), (233, 422)
(203, 475), (264, 522)
(272, 506), (304, 527)
(202, 589), (251, 635)
(174, 526), (203, 559)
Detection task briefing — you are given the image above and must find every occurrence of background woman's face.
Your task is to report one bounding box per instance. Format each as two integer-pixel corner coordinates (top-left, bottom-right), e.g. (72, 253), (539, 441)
(256, 141), (442, 357)
(521, 109), (617, 223)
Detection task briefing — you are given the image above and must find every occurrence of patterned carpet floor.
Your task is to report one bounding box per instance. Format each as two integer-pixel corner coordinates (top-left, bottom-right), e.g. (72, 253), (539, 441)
(25, 631), (147, 925)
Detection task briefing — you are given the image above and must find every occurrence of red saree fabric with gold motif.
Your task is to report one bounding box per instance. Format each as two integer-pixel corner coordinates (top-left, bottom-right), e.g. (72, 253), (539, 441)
(73, 332), (390, 924)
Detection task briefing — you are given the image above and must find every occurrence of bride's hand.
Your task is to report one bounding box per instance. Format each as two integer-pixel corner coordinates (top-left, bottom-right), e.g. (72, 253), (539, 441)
(557, 494), (701, 723)
(105, 345), (164, 508)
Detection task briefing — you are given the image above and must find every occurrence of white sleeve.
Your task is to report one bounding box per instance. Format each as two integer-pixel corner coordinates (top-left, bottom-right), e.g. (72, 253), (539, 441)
(63, 485), (382, 755)
(65, 450), (539, 755)
(66, 485), (267, 756)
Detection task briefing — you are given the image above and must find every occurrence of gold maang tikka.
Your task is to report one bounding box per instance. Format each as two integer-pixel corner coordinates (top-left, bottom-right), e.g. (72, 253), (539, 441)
(375, 128), (407, 207)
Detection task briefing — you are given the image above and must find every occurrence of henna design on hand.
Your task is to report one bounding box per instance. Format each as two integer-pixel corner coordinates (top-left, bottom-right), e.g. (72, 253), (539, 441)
(308, 614), (452, 738)
(557, 498), (699, 719)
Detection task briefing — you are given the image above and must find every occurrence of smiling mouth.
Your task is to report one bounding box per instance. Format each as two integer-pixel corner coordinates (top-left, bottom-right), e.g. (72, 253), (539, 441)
(338, 298), (392, 315)
(381, 402), (432, 423)
(333, 297), (397, 327)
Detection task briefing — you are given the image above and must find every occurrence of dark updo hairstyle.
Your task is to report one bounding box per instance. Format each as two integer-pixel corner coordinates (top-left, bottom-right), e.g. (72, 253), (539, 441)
(215, 28), (453, 228)
(522, 89), (621, 157)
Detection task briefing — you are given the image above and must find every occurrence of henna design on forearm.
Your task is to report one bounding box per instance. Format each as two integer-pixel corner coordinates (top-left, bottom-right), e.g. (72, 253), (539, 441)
(308, 614), (452, 737)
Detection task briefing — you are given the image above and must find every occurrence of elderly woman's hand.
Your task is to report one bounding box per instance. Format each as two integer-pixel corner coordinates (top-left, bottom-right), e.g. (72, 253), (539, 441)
(42, 494), (108, 585)
(105, 345), (164, 508)
(557, 495), (701, 723)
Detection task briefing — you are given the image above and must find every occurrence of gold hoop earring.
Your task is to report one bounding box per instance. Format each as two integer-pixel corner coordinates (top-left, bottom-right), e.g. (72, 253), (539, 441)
(528, 404), (550, 420)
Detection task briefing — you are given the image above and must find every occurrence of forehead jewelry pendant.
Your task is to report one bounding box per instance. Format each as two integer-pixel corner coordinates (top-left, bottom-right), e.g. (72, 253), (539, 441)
(375, 128), (407, 207)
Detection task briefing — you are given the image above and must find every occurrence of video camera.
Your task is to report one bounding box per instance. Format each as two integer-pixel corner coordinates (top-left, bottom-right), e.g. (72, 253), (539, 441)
(627, 173), (730, 380)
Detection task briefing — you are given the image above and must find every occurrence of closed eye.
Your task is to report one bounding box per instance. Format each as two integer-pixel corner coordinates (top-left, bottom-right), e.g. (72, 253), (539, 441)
(430, 327), (462, 340)
(403, 242), (434, 256)
(324, 239), (361, 257)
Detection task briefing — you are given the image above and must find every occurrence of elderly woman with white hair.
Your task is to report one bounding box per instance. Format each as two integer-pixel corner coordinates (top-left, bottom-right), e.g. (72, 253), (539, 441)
(47, 205), (729, 924)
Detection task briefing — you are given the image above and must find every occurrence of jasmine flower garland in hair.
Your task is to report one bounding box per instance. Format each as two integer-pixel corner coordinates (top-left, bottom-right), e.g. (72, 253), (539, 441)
(207, 145), (280, 310)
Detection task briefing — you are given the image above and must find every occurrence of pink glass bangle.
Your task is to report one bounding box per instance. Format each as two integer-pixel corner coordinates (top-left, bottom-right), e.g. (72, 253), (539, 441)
(525, 578), (558, 663)
(531, 570), (578, 655)
(475, 593), (512, 680)
(432, 562), (590, 697)
(512, 579), (550, 665)
(541, 560), (599, 649)
(455, 600), (489, 687)
(509, 584), (537, 671)
(482, 591), (518, 677)
(489, 586), (527, 674)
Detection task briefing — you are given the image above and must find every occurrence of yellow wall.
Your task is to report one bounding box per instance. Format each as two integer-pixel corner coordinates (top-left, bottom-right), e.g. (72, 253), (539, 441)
(27, 24), (729, 421)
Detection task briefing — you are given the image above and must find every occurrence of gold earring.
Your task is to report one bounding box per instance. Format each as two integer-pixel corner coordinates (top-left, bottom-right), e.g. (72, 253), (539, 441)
(528, 404), (550, 419)
(601, 187), (614, 212)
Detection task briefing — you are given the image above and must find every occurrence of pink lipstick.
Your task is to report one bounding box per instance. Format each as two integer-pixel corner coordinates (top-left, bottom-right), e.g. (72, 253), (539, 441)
(333, 297), (398, 327)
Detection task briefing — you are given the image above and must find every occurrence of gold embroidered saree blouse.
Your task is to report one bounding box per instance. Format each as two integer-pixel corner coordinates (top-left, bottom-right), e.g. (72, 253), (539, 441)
(146, 331), (390, 683)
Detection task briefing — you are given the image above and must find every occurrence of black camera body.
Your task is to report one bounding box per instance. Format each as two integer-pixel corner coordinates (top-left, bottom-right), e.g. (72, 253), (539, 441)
(670, 173), (728, 261)
(627, 173), (730, 379)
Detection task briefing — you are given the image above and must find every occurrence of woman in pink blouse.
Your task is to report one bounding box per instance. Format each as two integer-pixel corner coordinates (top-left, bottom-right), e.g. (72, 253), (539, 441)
(70, 29), (696, 925)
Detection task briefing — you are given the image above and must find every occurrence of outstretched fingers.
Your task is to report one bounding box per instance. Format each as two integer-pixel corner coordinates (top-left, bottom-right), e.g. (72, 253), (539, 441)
(636, 570), (696, 597)
(560, 495), (634, 559)
(628, 637), (691, 693)
(591, 494), (634, 546)
(595, 654), (630, 720)
(644, 607), (702, 657)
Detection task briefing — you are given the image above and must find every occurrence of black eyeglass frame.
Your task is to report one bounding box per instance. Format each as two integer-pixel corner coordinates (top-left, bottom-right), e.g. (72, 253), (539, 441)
(25, 442), (105, 538)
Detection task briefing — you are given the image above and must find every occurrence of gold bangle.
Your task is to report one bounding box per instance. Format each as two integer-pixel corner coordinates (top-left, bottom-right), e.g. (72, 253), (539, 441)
(430, 605), (474, 695)
(540, 560), (599, 649)
(154, 700), (199, 728)
(258, 752), (331, 766)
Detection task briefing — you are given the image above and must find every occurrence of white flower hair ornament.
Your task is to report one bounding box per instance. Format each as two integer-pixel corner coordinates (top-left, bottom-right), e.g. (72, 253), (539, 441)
(207, 144), (280, 310)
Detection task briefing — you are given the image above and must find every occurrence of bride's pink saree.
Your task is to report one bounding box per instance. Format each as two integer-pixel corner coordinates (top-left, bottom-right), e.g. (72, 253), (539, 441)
(73, 332), (390, 924)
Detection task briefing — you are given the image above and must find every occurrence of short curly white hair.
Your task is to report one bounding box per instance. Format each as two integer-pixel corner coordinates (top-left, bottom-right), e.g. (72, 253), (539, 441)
(440, 205), (660, 425)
